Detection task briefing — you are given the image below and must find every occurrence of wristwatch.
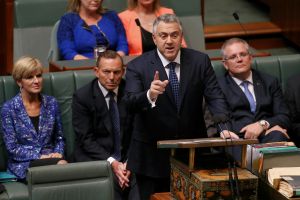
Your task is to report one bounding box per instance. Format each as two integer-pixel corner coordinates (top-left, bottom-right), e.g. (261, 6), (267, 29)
(258, 120), (268, 130)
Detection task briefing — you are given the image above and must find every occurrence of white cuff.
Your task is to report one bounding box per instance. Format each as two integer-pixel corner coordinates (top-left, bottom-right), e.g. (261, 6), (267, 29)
(147, 90), (156, 108)
(107, 157), (116, 164)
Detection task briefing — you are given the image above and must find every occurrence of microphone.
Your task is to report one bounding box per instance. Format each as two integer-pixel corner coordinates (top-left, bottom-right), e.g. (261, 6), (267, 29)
(212, 114), (236, 200)
(216, 114), (241, 200)
(232, 12), (249, 40)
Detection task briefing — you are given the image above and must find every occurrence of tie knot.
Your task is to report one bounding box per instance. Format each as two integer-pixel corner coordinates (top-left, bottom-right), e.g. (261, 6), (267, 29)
(241, 81), (249, 87)
(167, 62), (177, 69)
(107, 91), (116, 99)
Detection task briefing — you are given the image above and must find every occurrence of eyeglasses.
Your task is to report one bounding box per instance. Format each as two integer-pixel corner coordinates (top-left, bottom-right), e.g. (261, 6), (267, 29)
(157, 31), (181, 40)
(223, 52), (250, 61)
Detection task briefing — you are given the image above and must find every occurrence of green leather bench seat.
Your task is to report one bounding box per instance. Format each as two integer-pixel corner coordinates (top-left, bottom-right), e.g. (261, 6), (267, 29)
(27, 161), (114, 200)
(0, 70), (94, 200)
(14, 0), (67, 28)
(0, 54), (300, 199)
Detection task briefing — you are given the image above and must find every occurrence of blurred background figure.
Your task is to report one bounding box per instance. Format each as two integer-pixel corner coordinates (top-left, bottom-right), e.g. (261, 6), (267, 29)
(119, 0), (186, 55)
(57, 0), (128, 60)
(1, 56), (66, 181)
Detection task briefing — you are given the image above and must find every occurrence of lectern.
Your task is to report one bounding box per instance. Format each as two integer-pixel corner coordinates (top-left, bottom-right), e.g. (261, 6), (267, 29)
(157, 137), (259, 200)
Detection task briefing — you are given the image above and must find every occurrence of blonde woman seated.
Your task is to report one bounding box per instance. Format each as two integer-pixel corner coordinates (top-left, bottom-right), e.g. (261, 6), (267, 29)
(119, 0), (186, 55)
(1, 56), (67, 181)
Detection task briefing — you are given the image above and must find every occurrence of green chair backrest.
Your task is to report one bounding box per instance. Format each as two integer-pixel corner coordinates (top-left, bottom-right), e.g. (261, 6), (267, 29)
(160, 0), (201, 16)
(14, 0), (67, 28)
(27, 161), (114, 200)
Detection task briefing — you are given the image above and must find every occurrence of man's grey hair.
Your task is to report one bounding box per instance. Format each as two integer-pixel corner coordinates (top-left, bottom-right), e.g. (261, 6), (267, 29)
(152, 14), (183, 34)
(221, 37), (250, 58)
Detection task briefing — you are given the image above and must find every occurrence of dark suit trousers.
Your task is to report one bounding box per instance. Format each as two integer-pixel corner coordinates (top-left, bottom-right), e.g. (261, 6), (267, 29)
(135, 174), (170, 200)
(113, 173), (140, 200)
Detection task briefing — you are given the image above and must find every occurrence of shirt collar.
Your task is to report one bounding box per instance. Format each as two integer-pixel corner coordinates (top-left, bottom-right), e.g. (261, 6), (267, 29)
(231, 71), (253, 86)
(97, 81), (118, 97)
(156, 49), (181, 68)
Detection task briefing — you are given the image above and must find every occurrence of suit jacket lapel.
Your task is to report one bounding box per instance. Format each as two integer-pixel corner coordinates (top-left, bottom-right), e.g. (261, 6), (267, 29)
(15, 94), (37, 138)
(92, 81), (113, 134)
(117, 80), (126, 141)
(151, 52), (176, 106)
(226, 74), (250, 106)
(179, 50), (191, 111)
(252, 70), (263, 113)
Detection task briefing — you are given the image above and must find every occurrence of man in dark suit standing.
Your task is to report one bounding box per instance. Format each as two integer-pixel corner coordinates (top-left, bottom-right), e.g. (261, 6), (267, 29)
(72, 50), (137, 200)
(218, 38), (290, 142)
(124, 14), (231, 199)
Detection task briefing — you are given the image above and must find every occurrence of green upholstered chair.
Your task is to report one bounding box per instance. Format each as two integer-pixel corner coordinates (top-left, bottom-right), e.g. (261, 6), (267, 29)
(160, 0), (201, 17)
(48, 21), (61, 62)
(14, 0), (67, 66)
(103, 0), (127, 12)
(180, 15), (206, 52)
(27, 161), (114, 200)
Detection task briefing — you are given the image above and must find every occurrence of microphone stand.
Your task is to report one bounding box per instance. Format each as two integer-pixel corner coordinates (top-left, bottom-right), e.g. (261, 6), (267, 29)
(214, 116), (236, 200)
(222, 119), (241, 200)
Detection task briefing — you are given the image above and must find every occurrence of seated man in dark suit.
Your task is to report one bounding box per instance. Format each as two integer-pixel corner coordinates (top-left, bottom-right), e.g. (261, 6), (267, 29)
(218, 37), (290, 143)
(285, 74), (300, 147)
(72, 50), (137, 200)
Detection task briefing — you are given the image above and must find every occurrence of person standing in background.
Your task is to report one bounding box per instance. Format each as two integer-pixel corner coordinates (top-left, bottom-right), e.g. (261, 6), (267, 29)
(119, 0), (186, 55)
(58, 0), (128, 60)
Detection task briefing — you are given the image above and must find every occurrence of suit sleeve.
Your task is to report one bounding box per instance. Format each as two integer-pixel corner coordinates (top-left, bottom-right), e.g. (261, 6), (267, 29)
(202, 55), (231, 129)
(265, 78), (291, 129)
(123, 61), (152, 112)
(57, 14), (78, 60)
(110, 11), (128, 55)
(1, 103), (41, 161)
(285, 78), (299, 123)
(72, 92), (110, 160)
(52, 100), (65, 154)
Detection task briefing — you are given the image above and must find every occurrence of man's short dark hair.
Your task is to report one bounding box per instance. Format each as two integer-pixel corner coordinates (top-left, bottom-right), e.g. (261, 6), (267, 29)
(96, 50), (123, 68)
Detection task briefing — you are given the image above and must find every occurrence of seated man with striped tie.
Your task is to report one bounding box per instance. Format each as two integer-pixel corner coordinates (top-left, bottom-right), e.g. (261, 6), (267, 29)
(72, 50), (138, 200)
(218, 37), (290, 143)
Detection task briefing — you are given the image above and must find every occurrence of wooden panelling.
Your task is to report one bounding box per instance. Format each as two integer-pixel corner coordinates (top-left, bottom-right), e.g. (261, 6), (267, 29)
(0, 0), (13, 75)
(270, 0), (300, 48)
(204, 22), (282, 39)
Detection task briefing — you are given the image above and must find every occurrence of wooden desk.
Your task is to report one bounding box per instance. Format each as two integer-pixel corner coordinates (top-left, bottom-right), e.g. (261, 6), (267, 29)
(158, 137), (258, 170)
(49, 56), (137, 72)
(150, 192), (172, 200)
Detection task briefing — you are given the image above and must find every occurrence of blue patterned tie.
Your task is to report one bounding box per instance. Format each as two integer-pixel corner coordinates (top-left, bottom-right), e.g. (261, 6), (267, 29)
(241, 81), (256, 113)
(168, 62), (180, 110)
(108, 91), (121, 161)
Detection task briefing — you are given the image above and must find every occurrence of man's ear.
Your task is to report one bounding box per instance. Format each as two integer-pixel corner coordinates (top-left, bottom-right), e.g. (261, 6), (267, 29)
(222, 61), (229, 70)
(93, 67), (99, 78)
(152, 34), (157, 46)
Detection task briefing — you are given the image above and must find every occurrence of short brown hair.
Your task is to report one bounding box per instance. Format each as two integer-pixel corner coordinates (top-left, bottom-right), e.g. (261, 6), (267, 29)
(12, 56), (43, 81)
(221, 37), (250, 58)
(127, 0), (160, 11)
(67, 0), (105, 14)
(96, 50), (123, 68)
